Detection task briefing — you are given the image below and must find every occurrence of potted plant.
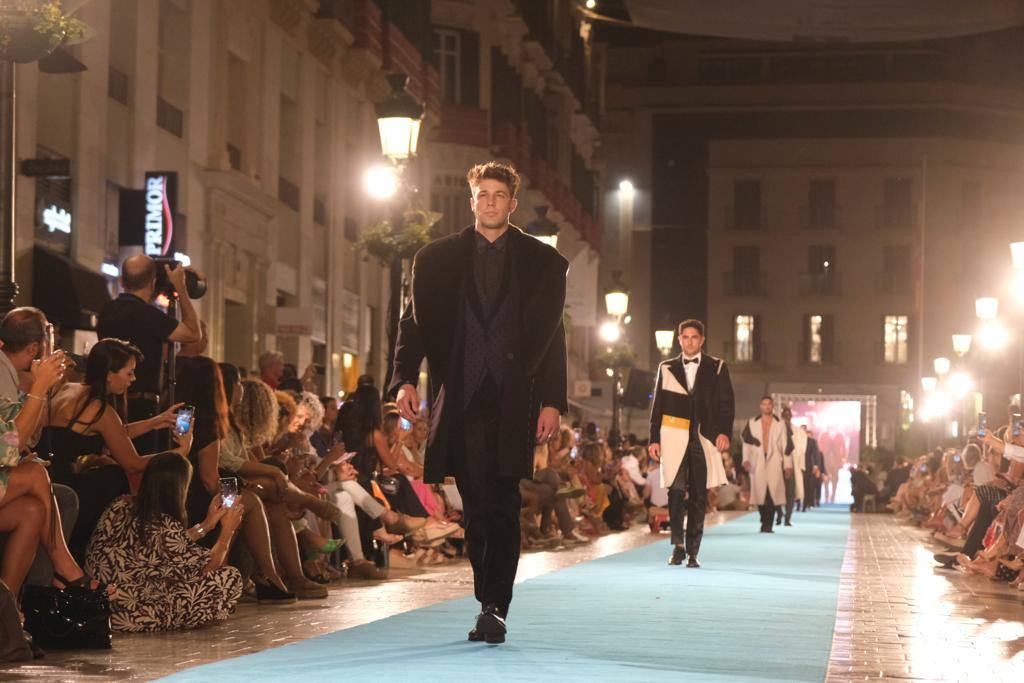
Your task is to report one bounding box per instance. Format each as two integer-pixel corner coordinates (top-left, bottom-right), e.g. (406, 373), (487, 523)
(0, 1), (85, 63)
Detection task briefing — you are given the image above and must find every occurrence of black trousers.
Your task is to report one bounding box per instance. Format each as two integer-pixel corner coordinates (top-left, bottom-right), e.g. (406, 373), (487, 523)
(759, 490), (776, 532)
(455, 384), (521, 617)
(667, 438), (707, 556)
(801, 470), (817, 510)
(779, 472), (795, 524)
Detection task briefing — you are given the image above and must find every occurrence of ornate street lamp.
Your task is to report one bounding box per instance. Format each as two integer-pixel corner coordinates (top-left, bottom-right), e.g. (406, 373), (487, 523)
(375, 74), (423, 162)
(921, 376), (937, 392)
(604, 270), (629, 318)
(655, 329), (675, 356)
(975, 296), (999, 321)
(526, 205), (559, 249)
(933, 357), (951, 376)
(952, 334), (972, 357)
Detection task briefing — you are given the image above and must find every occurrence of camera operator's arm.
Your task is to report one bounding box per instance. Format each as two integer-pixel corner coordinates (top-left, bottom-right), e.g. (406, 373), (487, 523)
(165, 264), (202, 344)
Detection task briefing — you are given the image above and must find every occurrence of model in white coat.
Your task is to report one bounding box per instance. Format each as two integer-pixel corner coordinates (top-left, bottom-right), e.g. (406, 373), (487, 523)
(741, 396), (792, 533)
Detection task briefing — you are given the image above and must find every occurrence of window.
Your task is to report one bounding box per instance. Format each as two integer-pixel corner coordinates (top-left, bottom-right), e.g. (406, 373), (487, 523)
(732, 180), (762, 229)
(435, 29), (460, 104)
(734, 315), (755, 362)
(804, 314), (834, 364)
(803, 245), (838, 295)
(807, 178), (836, 229)
(108, 66), (128, 105)
(879, 177), (913, 230)
(884, 315), (909, 364)
(727, 246), (762, 295)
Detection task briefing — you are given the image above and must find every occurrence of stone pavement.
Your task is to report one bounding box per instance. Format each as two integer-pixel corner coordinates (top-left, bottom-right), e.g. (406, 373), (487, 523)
(826, 511), (1024, 682)
(5, 508), (1022, 682)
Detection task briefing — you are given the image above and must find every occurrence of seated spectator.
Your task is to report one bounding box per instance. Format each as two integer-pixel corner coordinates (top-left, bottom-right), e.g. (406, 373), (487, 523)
(1, 352), (98, 598)
(40, 339), (185, 560)
(85, 451), (243, 631)
(176, 356), (297, 603)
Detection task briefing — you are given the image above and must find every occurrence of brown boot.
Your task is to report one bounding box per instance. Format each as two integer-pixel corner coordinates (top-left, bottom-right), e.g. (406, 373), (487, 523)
(287, 578), (328, 600)
(348, 559), (386, 580)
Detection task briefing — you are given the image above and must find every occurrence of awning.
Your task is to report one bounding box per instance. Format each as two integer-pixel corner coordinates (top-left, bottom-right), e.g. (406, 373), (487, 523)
(32, 246), (112, 330)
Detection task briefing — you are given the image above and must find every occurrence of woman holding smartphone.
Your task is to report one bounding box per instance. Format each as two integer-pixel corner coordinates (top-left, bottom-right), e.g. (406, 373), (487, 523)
(175, 357), (296, 603)
(40, 339), (189, 560)
(85, 451), (244, 631)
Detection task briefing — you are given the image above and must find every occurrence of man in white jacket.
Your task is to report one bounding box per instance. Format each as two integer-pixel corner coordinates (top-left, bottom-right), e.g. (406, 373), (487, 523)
(741, 396), (792, 533)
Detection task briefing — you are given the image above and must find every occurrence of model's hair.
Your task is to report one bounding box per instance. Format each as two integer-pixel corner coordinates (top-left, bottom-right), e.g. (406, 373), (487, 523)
(133, 451), (191, 543)
(761, 395), (774, 404)
(121, 256), (157, 291)
(0, 307), (47, 353)
(234, 379), (279, 447)
(71, 338), (144, 427)
(176, 356), (231, 443)
(467, 161), (520, 198)
(677, 318), (705, 337)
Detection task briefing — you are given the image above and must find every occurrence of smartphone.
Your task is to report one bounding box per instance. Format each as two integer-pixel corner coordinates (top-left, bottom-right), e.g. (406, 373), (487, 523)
(977, 411), (988, 438)
(219, 477), (239, 508)
(174, 405), (195, 437)
(1013, 412), (1022, 438)
(314, 363), (325, 376)
(399, 417), (412, 430)
(570, 445), (578, 460)
(42, 323), (55, 358)
(919, 464), (928, 473)
(952, 454), (961, 463)
(573, 428), (581, 445)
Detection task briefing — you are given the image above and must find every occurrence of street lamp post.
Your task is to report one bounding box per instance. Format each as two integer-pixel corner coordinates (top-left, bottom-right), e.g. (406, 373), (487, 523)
(371, 73), (424, 390)
(1011, 241), (1024, 405)
(603, 272), (630, 440)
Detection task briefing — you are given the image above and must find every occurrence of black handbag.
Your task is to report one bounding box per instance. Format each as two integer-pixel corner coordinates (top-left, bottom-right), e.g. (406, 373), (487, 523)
(21, 583), (112, 650)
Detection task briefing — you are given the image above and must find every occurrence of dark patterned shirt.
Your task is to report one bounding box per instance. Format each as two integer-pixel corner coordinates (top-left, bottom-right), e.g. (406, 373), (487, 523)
(474, 229), (508, 312)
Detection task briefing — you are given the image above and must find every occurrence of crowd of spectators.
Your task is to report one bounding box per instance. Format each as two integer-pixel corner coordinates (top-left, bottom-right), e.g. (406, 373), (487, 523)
(858, 403), (1024, 590)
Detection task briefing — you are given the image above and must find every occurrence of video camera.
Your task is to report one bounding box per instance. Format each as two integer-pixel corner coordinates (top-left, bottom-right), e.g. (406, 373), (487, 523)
(153, 257), (207, 300)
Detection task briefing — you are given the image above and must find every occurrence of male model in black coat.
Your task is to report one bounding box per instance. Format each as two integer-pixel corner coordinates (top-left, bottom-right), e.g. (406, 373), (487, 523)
(390, 161), (568, 645)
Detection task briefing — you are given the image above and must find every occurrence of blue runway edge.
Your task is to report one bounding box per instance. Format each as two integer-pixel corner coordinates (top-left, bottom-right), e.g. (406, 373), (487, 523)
(161, 508), (850, 683)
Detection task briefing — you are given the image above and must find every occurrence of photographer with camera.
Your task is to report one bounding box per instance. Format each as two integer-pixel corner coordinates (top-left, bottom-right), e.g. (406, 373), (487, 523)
(97, 255), (203, 453)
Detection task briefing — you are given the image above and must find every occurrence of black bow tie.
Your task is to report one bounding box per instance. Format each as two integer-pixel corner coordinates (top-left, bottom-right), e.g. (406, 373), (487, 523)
(683, 357), (699, 365)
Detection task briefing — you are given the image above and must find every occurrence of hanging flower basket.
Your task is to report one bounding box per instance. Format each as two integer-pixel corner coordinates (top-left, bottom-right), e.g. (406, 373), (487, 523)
(0, 1), (85, 63)
(359, 208), (441, 266)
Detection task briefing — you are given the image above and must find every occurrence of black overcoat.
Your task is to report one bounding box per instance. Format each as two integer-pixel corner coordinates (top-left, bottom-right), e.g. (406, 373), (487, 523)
(388, 225), (569, 483)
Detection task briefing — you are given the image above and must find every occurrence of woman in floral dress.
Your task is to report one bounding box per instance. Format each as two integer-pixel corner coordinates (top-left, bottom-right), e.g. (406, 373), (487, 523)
(85, 451), (245, 632)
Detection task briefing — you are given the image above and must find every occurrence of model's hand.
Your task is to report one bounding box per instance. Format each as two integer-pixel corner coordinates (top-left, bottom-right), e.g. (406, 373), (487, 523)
(784, 467), (793, 477)
(742, 461), (751, 472)
(535, 406), (560, 444)
(396, 384), (419, 421)
(648, 443), (661, 461)
(715, 435), (730, 452)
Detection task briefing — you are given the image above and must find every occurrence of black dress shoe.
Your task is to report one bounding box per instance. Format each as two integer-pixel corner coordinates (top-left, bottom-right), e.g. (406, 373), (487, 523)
(933, 553), (957, 568)
(468, 604), (507, 644)
(686, 556), (700, 568)
(668, 546), (686, 566)
(784, 522), (793, 527)
(760, 528), (774, 533)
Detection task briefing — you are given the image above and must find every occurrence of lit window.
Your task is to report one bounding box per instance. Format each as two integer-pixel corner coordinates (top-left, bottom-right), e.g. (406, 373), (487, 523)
(808, 315), (823, 363)
(734, 315), (754, 362)
(884, 315), (909, 364)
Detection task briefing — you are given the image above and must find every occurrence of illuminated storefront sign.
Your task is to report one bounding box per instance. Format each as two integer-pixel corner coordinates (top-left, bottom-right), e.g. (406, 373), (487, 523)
(41, 204), (72, 234)
(143, 172), (177, 256)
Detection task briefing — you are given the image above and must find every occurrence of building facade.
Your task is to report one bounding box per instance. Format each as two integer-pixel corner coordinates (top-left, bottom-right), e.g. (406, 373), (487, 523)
(600, 27), (1024, 449)
(13, 0), (602, 403)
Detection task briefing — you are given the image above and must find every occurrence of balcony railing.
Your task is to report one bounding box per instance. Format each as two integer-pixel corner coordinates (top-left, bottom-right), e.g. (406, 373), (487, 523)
(724, 205), (767, 230)
(436, 103), (488, 148)
(156, 97), (184, 138)
(875, 204), (917, 230)
(874, 270), (913, 295)
(723, 271), (767, 296)
(800, 204), (840, 230)
(799, 272), (841, 296)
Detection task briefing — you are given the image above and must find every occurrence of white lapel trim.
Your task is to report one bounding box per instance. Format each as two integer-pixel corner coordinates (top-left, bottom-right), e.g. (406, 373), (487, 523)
(660, 364), (687, 395)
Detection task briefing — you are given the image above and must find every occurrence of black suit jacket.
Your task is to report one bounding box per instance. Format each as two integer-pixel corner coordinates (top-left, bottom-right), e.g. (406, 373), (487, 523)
(389, 225), (569, 482)
(649, 353), (735, 446)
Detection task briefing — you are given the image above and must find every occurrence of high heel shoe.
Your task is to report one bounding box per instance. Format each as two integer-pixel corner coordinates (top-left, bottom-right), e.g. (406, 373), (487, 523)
(385, 513), (427, 535)
(253, 577), (297, 604)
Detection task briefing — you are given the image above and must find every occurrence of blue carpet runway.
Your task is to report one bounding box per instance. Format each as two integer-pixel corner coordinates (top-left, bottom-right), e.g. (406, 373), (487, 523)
(163, 508), (850, 682)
